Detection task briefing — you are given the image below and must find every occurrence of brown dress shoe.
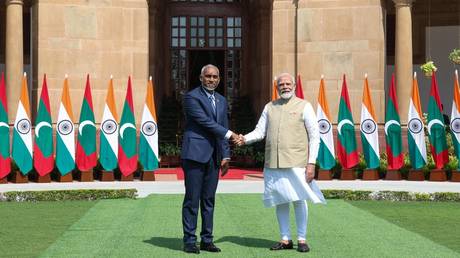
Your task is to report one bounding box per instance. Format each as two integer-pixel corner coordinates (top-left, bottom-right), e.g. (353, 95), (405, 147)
(270, 240), (294, 250)
(297, 242), (310, 252)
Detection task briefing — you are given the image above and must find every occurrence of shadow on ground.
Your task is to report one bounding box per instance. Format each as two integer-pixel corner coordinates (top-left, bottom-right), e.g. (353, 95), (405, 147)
(216, 236), (275, 248)
(144, 236), (275, 251)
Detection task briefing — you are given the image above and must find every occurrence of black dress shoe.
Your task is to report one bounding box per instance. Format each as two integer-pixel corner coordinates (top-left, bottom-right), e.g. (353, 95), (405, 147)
(200, 242), (221, 252)
(184, 244), (200, 254)
(270, 240), (294, 251)
(297, 242), (310, 253)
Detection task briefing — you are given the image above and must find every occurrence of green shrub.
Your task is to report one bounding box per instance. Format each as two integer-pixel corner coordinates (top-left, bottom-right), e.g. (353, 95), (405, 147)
(0, 189), (138, 202)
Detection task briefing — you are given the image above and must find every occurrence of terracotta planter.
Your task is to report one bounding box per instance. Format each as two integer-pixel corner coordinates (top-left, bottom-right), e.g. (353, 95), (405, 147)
(10, 170), (28, 183)
(317, 169), (332, 180)
(77, 170), (94, 182)
(56, 172), (73, 182)
(451, 170), (460, 182)
(385, 170), (401, 180)
(340, 169), (355, 180)
(0, 176), (8, 184)
(141, 171), (156, 181)
(36, 174), (51, 183)
(429, 169), (447, 181)
(120, 173), (134, 181)
(408, 169), (425, 181)
(100, 170), (114, 181)
(362, 169), (379, 180)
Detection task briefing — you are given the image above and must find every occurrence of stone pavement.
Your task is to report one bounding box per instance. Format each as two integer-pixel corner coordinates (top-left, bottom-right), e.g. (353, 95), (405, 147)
(1, 180), (459, 198)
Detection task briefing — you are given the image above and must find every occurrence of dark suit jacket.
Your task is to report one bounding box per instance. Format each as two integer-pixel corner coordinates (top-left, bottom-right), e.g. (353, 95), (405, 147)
(181, 86), (230, 163)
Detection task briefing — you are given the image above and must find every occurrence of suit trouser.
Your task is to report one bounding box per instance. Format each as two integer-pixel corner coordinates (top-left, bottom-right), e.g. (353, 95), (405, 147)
(182, 156), (219, 245)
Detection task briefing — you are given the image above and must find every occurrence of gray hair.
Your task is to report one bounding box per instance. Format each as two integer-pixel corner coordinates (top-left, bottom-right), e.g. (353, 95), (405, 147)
(200, 64), (220, 76)
(276, 72), (296, 87)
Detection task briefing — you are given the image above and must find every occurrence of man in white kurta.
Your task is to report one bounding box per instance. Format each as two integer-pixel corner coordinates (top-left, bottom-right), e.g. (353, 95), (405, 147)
(237, 73), (325, 253)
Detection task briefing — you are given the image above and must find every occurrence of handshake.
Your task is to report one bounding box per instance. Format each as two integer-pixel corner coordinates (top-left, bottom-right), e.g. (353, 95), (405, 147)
(230, 133), (245, 146)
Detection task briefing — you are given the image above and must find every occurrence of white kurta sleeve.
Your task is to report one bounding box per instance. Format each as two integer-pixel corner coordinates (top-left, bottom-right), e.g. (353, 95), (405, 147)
(244, 105), (268, 144)
(303, 102), (320, 164)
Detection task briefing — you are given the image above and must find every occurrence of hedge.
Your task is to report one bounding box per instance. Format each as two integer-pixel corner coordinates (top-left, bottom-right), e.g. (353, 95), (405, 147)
(322, 190), (460, 202)
(0, 189), (138, 202)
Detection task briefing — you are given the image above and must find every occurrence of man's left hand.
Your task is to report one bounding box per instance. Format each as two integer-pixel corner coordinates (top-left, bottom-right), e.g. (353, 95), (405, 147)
(305, 164), (315, 183)
(221, 159), (230, 177)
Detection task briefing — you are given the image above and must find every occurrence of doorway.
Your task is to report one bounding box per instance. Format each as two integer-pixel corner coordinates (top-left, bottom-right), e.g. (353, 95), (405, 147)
(189, 50), (225, 95)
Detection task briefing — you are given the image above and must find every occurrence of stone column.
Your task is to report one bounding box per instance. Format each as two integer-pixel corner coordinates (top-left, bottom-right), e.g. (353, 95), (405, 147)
(393, 0), (414, 123)
(5, 0), (23, 119)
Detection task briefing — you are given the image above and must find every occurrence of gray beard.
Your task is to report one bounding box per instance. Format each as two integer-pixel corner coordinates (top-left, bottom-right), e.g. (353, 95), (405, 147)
(280, 92), (294, 99)
(203, 85), (217, 91)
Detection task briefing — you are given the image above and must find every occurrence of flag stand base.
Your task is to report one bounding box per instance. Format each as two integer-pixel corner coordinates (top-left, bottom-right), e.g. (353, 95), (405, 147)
(451, 170), (460, 182)
(56, 172), (73, 182)
(78, 170), (93, 182)
(0, 176), (7, 184)
(429, 169), (447, 181)
(385, 170), (401, 180)
(363, 169), (379, 180)
(10, 171), (28, 183)
(408, 169), (425, 181)
(36, 174), (51, 183)
(340, 169), (355, 180)
(120, 173), (133, 181)
(100, 171), (114, 181)
(141, 171), (156, 181)
(317, 169), (332, 180)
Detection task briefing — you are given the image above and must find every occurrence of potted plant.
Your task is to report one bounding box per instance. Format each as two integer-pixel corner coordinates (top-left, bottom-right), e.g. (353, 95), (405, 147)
(420, 61), (437, 77)
(449, 48), (460, 65)
(160, 143), (181, 167)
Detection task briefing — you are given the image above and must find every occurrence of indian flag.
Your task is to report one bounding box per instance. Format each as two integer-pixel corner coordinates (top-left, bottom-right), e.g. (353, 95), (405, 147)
(316, 76), (335, 170)
(407, 72), (427, 169)
(56, 76), (75, 175)
(12, 73), (33, 175)
(451, 70), (460, 169)
(271, 77), (278, 101)
(139, 76), (159, 171)
(99, 76), (119, 171)
(0, 72), (11, 179)
(118, 76), (138, 176)
(359, 75), (379, 169)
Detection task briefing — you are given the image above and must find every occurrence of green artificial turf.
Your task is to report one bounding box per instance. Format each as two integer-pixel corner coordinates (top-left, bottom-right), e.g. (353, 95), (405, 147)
(349, 201), (460, 254)
(1, 195), (459, 258)
(0, 200), (96, 257)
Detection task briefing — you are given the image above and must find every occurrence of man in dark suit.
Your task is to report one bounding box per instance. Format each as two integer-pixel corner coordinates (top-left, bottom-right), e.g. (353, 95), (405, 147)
(181, 64), (238, 254)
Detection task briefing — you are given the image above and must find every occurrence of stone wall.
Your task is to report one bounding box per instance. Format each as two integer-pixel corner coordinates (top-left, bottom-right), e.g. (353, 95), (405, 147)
(34, 0), (149, 123)
(272, 0), (385, 123)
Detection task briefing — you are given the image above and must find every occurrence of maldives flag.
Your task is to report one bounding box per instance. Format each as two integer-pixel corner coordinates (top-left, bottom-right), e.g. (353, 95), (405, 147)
(271, 78), (278, 101)
(337, 75), (359, 169)
(427, 72), (448, 169)
(100, 77), (119, 171)
(360, 76), (380, 169)
(407, 72), (427, 169)
(12, 73), (33, 175)
(33, 74), (54, 176)
(76, 75), (97, 171)
(139, 77), (159, 171)
(295, 74), (305, 99)
(118, 76), (138, 176)
(385, 74), (403, 170)
(0, 72), (10, 178)
(451, 71), (460, 169)
(56, 76), (75, 175)
(316, 77), (335, 169)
